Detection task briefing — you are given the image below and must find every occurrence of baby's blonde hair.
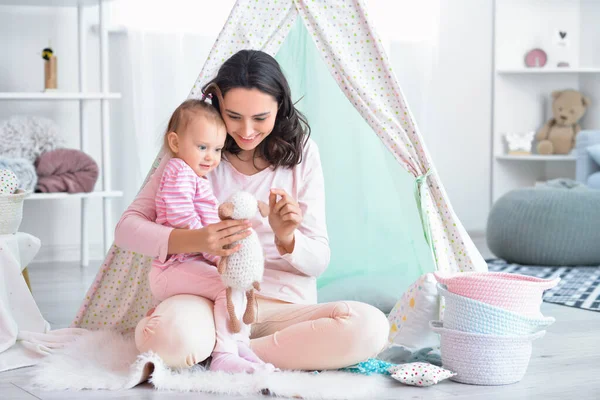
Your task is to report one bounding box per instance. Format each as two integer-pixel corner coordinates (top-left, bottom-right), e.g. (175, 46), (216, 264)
(164, 99), (226, 154)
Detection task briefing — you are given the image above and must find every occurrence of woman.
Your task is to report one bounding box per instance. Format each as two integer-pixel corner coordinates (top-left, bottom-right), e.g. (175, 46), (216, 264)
(118, 50), (389, 371)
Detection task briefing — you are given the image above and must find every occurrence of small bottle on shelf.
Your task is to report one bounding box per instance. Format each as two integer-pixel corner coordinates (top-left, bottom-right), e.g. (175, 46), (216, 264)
(42, 46), (57, 91)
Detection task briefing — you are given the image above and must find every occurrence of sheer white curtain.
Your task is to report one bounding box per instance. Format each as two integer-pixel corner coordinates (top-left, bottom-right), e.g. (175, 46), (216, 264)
(367, 0), (442, 141)
(108, 1), (235, 209)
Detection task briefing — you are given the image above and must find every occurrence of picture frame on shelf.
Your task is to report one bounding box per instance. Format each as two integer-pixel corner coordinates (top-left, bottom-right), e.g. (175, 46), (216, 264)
(553, 29), (571, 68)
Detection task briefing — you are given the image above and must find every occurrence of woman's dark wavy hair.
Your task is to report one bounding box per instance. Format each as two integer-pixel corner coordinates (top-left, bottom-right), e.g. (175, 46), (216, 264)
(202, 50), (310, 169)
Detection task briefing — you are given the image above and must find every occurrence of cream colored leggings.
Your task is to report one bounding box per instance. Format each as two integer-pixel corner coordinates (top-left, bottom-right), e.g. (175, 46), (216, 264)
(135, 290), (389, 370)
(249, 296), (389, 370)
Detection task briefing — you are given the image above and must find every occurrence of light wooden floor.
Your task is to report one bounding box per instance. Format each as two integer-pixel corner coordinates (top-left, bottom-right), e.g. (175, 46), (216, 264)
(1, 260), (600, 399)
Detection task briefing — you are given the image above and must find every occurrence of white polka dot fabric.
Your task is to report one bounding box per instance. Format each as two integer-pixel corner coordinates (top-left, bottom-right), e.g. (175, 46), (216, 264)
(0, 169), (19, 194)
(73, 154), (164, 331)
(72, 246), (155, 332)
(188, 0), (299, 99)
(73, 0), (486, 333)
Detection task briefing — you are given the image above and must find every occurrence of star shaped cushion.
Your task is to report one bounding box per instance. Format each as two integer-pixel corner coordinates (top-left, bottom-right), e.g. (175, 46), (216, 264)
(388, 362), (455, 387)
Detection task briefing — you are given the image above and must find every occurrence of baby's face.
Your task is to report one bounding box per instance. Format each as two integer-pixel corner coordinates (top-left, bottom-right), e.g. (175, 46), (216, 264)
(178, 116), (227, 177)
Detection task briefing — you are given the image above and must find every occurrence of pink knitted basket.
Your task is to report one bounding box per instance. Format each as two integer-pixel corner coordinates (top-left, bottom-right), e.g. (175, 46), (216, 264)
(434, 272), (559, 317)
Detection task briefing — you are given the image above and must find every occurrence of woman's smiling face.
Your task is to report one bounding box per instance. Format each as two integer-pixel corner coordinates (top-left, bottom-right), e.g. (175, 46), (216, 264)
(221, 87), (279, 152)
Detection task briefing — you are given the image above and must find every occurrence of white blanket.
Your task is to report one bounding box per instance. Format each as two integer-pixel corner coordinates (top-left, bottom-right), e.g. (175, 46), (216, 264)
(0, 232), (49, 372)
(29, 329), (397, 399)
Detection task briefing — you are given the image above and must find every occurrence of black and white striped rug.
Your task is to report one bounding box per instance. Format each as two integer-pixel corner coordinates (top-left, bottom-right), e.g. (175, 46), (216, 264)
(487, 259), (600, 312)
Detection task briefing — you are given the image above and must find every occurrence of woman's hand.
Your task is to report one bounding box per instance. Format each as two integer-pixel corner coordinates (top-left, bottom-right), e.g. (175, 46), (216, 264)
(194, 219), (252, 256)
(268, 188), (302, 254)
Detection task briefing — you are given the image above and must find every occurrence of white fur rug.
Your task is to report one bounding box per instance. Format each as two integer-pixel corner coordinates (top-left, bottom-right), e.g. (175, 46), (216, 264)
(29, 330), (397, 399)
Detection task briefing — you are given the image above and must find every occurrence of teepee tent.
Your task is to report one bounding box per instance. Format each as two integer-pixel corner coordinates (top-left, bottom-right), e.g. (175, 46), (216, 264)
(73, 0), (486, 333)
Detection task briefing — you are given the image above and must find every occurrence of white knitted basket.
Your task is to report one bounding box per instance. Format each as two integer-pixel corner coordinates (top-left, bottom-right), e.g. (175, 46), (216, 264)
(438, 284), (555, 336)
(0, 189), (29, 234)
(430, 321), (545, 385)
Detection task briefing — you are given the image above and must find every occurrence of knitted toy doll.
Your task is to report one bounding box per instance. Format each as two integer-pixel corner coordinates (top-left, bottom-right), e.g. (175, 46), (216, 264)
(217, 191), (269, 333)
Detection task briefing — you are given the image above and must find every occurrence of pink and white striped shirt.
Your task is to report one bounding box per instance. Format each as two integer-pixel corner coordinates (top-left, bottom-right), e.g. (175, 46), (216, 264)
(116, 138), (330, 304)
(153, 158), (220, 268)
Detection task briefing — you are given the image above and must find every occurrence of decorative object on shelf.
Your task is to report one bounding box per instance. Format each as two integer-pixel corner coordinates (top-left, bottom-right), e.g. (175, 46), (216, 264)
(42, 46), (57, 90)
(35, 148), (99, 193)
(0, 115), (64, 163)
(503, 131), (535, 155)
(553, 30), (571, 68)
(538, 178), (587, 191)
(0, 158), (37, 192)
(524, 48), (547, 68)
(536, 90), (591, 155)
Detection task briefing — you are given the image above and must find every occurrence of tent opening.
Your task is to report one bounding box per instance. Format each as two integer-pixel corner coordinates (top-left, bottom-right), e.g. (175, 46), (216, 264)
(275, 18), (435, 302)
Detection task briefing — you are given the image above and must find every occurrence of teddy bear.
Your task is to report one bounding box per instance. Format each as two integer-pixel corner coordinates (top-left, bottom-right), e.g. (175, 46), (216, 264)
(217, 191), (269, 333)
(536, 89), (591, 155)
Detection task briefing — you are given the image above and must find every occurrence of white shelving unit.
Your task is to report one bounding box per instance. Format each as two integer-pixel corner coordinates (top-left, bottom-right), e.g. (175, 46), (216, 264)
(497, 67), (600, 75)
(27, 191), (122, 200)
(0, 0), (121, 266)
(492, 0), (600, 202)
(0, 92), (121, 100)
(2, 0), (103, 5)
(495, 154), (577, 161)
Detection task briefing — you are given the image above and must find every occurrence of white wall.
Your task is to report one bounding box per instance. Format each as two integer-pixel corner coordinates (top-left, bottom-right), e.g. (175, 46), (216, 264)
(1, 0), (494, 262)
(579, 0), (600, 130)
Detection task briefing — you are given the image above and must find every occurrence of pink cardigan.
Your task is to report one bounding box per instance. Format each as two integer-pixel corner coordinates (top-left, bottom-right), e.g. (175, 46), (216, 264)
(114, 138), (330, 304)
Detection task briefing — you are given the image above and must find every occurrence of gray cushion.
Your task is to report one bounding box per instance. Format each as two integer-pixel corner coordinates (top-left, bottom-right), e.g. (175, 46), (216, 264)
(486, 187), (600, 266)
(589, 172), (600, 190)
(588, 143), (600, 165)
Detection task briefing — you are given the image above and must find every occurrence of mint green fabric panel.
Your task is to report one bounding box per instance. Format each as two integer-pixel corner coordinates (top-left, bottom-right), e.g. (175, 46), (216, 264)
(275, 19), (435, 296)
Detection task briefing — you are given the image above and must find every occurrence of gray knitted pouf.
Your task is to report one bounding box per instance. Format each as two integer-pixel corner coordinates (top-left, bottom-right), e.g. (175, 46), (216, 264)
(486, 187), (600, 266)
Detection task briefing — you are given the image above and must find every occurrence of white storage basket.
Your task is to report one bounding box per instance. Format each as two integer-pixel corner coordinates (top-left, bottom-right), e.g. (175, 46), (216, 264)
(0, 189), (29, 234)
(430, 321), (545, 385)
